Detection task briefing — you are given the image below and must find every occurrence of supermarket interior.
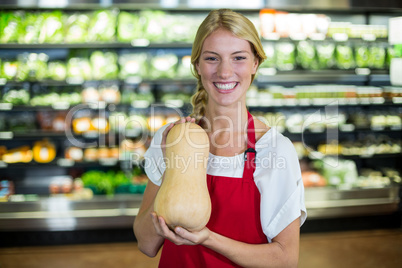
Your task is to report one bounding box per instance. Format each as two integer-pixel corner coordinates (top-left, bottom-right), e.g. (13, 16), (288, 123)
(0, 0), (402, 267)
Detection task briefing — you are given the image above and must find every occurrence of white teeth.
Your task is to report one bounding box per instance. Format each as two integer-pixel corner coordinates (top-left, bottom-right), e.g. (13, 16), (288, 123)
(214, 82), (237, 90)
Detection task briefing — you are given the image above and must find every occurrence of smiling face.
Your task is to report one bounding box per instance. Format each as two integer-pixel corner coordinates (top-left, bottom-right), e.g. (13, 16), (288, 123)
(195, 28), (259, 109)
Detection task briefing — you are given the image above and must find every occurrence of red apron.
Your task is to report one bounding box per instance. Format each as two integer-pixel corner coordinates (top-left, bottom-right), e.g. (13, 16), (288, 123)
(159, 111), (268, 267)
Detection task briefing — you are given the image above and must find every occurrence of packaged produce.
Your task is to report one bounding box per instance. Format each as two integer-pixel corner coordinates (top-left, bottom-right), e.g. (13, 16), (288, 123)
(90, 50), (118, 80)
(148, 52), (178, 79)
(355, 44), (370, 68)
(81, 86), (100, 103)
(118, 52), (148, 79)
(19, 12), (43, 44)
(0, 11), (23, 43)
(1, 61), (19, 80)
(67, 56), (92, 81)
(65, 147), (83, 161)
(316, 43), (335, 69)
(369, 45), (386, 69)
(297, 41), (318, 69)
(2, 146), (33, 164)
(164, 14), (199, 42)
(2, 88), (30, 105)
(65, 13), (90, 43)
(99, 83), (121, 104)
(176, 55), (193, 78)
(259, 43), (276, 68)
(117, 11), (141, 42)
(139, 10), (167, 42)
(32, 139), (56, 163)
(336, 44), (355, 69)
(275, 42), (296, 71)
(88, 10), (116, 42)
(47, 61), (67, 81)
(72, 117), (92, 134)
(38, 11), (64, 43)
(17, 53), (49, 81)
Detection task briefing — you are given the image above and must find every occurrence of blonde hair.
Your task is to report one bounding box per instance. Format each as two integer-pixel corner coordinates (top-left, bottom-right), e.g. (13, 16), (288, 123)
(190, 9), (266, 121)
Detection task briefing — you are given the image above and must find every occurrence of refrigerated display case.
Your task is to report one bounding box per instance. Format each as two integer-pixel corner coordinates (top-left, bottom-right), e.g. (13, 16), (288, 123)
(0, 1), (401, 240)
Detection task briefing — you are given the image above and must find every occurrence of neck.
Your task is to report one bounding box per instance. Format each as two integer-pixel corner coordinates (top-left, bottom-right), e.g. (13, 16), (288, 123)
(201, 101), (248, 134)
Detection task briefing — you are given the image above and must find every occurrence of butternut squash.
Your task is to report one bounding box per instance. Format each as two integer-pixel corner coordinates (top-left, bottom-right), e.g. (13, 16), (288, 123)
(154, 122), (211, 231)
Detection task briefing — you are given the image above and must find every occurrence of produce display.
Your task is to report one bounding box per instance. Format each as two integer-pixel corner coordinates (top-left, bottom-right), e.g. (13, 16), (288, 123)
(154, 122), (211, 231)
(81, 168), (147, 196)
(0, 9), (202, 44)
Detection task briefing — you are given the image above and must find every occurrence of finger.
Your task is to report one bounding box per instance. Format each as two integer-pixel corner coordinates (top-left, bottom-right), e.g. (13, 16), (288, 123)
(150, 212), (163, 235)
(158, 217), (193, 245)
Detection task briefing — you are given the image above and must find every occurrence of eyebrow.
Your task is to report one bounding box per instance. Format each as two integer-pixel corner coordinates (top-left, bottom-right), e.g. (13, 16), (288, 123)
(202, 50), (251, 55)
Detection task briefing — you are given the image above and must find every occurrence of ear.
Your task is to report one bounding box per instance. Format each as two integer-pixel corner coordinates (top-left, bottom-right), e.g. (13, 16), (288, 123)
(252, 57), (259, 75)
(195, 61), (201, 75)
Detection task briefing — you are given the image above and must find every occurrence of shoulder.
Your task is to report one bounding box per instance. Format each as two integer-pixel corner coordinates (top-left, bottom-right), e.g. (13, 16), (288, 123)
(252, 115), (270, 143)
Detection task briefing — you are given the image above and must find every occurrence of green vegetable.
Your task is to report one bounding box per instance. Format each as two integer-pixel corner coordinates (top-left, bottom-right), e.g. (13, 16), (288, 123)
(0, 11), (23, 43)
(65, 13), (90, 43)
(1, 61), (19, 80)
(369, 46), (386, 69)
(90, 50), (118, 80)
(118, 52), (148, 79)
(275, 42), (296, 71)
(259, 43), (275, 68)
(117, 11), (141, 42)
(47, 61), (67, 81)
(38, 11), (64, 43)
(316, 43), (335, 69)
(147, 52), (178, 79)
(139, 10), (167, 42)
(67, 57), (92, 81)
(296, 41), (318, 70)
(2, 89), (30, 105)
(88, 10), (116, 42)
(355, 45), (370, 68)
(19, 12), (43, 44)
(17, 53), (48, 81)
(336, 44), (355, 69)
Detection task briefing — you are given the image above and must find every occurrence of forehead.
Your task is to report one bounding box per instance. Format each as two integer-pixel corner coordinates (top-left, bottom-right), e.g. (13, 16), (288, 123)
(201, 28), (253, 53)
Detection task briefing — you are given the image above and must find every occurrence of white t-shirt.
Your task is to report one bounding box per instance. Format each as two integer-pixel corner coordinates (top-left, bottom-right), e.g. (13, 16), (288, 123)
(143, 124), (307, 242)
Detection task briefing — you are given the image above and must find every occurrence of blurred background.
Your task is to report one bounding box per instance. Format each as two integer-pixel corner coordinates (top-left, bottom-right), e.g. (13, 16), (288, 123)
(0, 0), (401, 267)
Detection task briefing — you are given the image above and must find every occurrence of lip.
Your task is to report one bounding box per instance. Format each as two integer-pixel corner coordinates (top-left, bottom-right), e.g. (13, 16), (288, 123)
(213, 82), (238, 94)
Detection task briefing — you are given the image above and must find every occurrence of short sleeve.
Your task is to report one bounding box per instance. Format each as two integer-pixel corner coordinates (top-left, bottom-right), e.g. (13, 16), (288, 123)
(254, 131), (307, 242)
(143, 124), (169, 186)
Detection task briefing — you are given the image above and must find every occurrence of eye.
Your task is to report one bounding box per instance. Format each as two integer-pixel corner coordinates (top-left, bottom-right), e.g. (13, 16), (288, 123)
(204, 56), (218, 61)
(234, 56), (246, 61)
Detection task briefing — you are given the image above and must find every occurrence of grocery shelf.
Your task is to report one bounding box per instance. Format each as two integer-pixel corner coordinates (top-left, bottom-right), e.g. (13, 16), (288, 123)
(0, 186), (399, 231)
(0, 42), (193, 49)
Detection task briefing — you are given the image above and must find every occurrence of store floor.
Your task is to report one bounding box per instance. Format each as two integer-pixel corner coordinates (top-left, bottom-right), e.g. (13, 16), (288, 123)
(0, 229), (401, 268)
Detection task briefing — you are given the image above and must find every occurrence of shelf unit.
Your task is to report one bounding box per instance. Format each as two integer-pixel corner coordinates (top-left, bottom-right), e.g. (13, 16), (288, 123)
(0, 6), (401, 234)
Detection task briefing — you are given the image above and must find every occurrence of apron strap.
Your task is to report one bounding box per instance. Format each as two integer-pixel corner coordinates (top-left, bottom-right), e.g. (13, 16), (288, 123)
(243, 111), (256, 180)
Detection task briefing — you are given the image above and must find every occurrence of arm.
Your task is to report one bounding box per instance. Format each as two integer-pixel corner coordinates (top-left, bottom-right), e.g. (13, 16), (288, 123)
(133, 178), (163, 257)
(154, 215), (300, 267)
(201, 217), (300, 268)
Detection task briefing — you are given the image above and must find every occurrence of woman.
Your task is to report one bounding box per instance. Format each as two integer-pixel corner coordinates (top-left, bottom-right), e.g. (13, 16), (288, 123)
(134, 9), (306, 267)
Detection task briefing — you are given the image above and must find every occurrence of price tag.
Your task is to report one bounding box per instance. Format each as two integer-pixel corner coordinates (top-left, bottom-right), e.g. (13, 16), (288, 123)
(0, 132), (13, 140)
(131, 39), (150, 47)
(164, 99), (184, 108)
(362, 34), (376, 41)
(131, 100), (150, 108)
(332, 33), (348, 42)
(0, 161), (8, 168)
(355, 68), (371, 75)
(57, 158), (75, 167)
(340, 124), (355, 132)
(52, 102), (70, 110)
(125, 76), (142, 84)
(99, 158), (118, 166)
(0, 78), (7, 85)
(0, 103), (12, 110)
(66, 77), (84, 85)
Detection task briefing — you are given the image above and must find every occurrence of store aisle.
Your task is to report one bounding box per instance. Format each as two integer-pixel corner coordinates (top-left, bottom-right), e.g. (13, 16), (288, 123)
(0, 229), (401, 268)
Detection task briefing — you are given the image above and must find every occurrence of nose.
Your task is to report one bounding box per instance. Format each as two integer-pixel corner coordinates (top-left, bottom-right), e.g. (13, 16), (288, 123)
(217, 60), (233, 79)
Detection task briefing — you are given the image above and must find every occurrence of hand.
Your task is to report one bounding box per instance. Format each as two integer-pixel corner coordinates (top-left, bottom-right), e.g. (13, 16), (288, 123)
(150, 212), (210, 246)
(161, 116), (196, 163)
